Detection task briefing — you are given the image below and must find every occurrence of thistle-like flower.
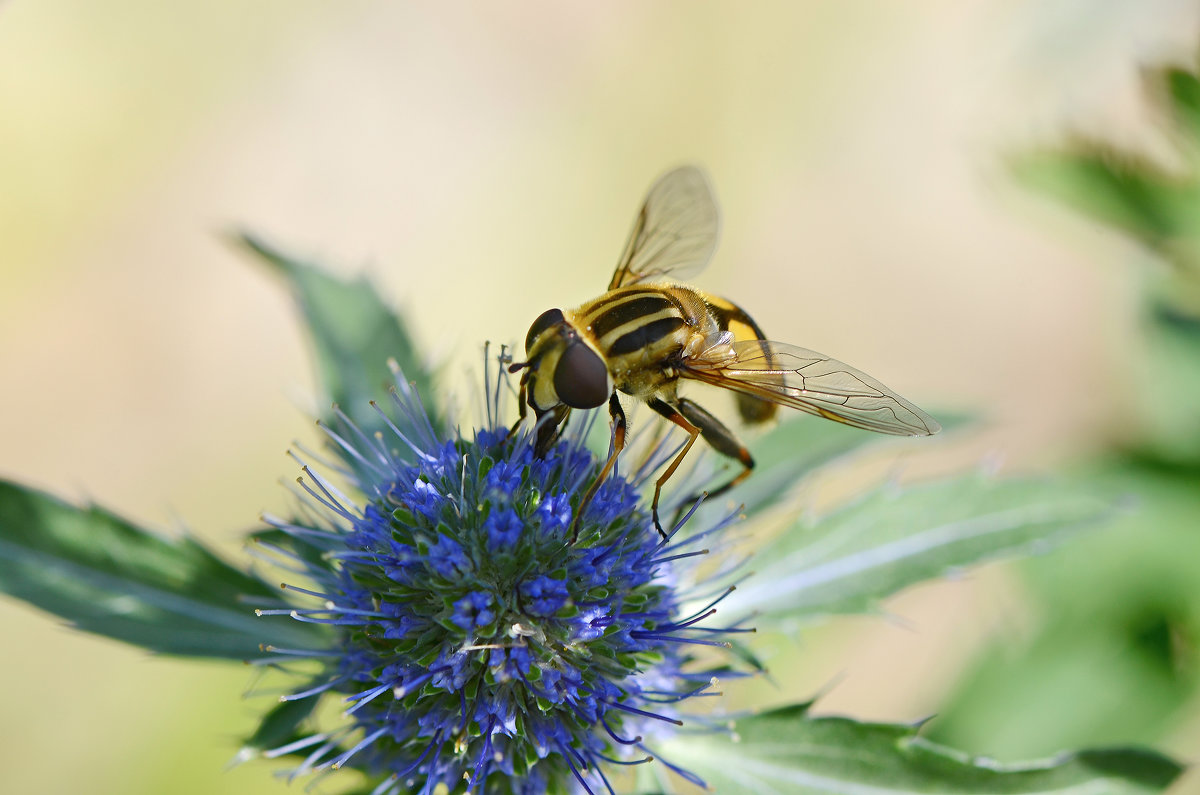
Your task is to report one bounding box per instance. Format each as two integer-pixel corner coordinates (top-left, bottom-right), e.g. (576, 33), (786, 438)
(254, 357), (746, 794)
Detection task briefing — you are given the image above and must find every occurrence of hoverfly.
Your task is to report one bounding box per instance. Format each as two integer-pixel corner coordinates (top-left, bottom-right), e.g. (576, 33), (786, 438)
(509, 166), (940, 541)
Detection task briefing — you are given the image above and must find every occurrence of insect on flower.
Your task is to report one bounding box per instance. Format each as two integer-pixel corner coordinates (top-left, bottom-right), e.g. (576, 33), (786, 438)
(509, 166), (941, 539)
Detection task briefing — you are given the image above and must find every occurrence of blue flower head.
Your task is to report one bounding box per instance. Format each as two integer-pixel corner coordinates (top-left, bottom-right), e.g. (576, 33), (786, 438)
(258, 363), (745, 794)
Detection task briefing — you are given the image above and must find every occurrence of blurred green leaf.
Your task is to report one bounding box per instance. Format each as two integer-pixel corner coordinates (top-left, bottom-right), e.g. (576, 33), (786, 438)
(930, 54), (1200, 767)
(722, 476), (1109, 625)
(1013, 147), (1191, 258)
(1012, 59), (1200, 278)
(734, 419), (878, 518)
(657, 704), (1182, 794)
(1133, 301), (1200, 464)
(237, 233), (441, 476)
(1012, 58), (1200, 462)
(736, 411), (970, 518)
(1163, 66), (1200, 140)
(0, 479), (326, 658)
(697, 410), (971, 521)
(928, 459), (1200, 759)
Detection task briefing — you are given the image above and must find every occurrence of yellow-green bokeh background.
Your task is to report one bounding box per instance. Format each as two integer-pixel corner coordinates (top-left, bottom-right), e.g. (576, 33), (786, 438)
(2, 2), (1198, 793)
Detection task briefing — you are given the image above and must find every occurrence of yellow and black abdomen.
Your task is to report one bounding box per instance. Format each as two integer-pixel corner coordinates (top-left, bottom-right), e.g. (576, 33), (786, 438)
(697, 291), (780, 424)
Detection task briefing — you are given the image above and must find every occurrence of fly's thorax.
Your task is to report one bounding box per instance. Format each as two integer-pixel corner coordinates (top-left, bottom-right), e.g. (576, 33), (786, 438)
(564, 285), (712, 400)
(576, 286), (699, 358)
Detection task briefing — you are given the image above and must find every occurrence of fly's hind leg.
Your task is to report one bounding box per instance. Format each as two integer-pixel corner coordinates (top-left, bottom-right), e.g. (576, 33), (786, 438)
(669, 397), (755, 527)
(646, 398), (703, 539)
(570, 393), (627, 543)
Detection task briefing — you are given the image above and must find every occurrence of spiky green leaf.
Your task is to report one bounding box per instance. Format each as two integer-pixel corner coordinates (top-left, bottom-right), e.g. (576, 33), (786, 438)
(729, 411), (970, 519)
(237, 232), (441, 473)
(0, 479), (325, 657)
(723, 476), (1110, 625)
(655, 704), (1182, 794)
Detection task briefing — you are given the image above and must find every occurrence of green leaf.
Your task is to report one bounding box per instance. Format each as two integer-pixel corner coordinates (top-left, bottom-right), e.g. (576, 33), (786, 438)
(236, 232), (441, 474)
(1013, 147), (1186, 254)
(927, 458), (1200, 760)
(1133, 301), (1200, 465)
(722, 476), (1110, 625)
(731, 411), (970, 519)
(657, 704), (1182, 794)
(732, 420), (884, 519)
(1164, 66), (1200, 141)
(0, 479), (327, 658)
(1011, 60), (1200, 277)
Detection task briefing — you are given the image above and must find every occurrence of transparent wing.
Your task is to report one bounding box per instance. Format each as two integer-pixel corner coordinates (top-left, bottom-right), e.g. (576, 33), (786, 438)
(681, 339), (941, 436)
(608, 165), (721, 290)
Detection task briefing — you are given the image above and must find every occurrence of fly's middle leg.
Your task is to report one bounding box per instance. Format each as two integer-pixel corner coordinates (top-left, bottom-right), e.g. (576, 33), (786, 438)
(570, 392), (627, 543)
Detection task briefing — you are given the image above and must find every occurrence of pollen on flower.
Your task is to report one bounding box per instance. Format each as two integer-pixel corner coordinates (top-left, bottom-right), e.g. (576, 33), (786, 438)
(252, 355), (749, 794)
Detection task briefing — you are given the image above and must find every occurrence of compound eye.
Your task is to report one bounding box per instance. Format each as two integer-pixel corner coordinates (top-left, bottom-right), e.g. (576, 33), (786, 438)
(525, 308), (566, 354)
(553, 342), (610, 409)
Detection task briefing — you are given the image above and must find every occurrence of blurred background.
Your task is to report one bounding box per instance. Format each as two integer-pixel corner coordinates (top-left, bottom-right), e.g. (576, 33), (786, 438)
(2, 2), (1199, 793)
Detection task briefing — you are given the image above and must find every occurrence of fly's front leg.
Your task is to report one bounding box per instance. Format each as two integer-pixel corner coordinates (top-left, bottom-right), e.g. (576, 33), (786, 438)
(570, 393), (627, 543)
(534, 405), (571, 457)
(507, 372), (530, 442)
(672, 396), (755, 523)
(646, 398), (702, 540)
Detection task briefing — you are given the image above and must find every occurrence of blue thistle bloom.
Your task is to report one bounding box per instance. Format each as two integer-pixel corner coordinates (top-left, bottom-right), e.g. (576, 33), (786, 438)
(255, 360), (747, 794)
